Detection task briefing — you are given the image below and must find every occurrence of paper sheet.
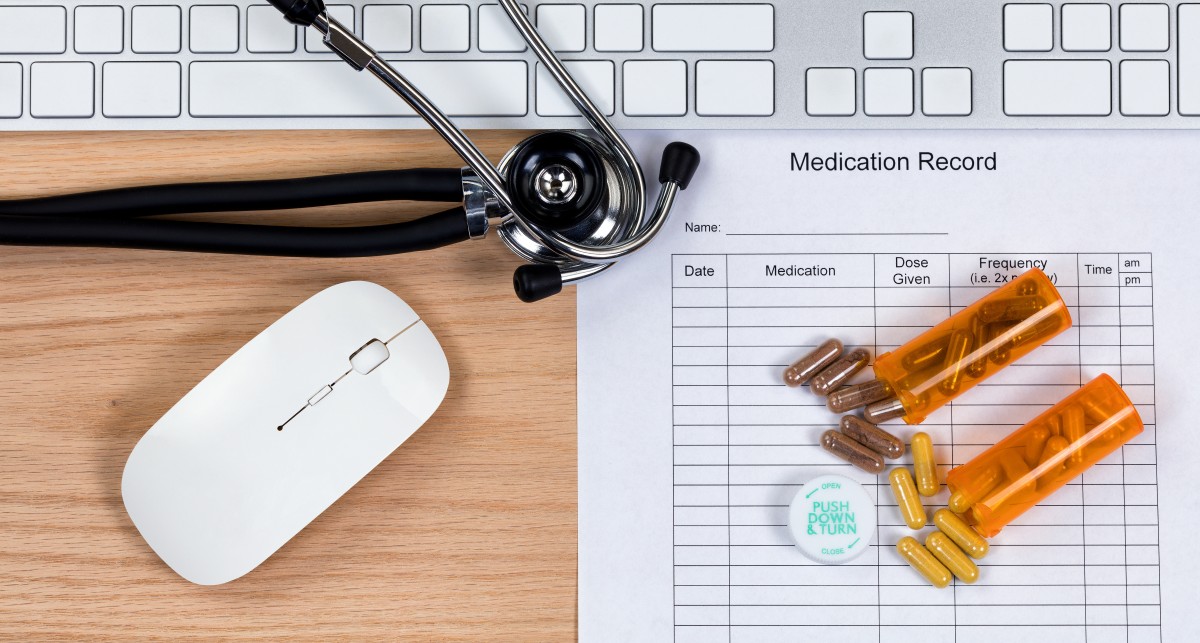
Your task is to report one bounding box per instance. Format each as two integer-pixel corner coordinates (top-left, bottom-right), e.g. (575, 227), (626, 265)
(578, 130), (1200, 642)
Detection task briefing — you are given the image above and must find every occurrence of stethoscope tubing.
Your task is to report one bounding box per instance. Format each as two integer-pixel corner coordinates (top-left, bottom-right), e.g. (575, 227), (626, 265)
(0, 208), (469, 257)
(0, 168), (473, 257)
(0, 168), (463, 219)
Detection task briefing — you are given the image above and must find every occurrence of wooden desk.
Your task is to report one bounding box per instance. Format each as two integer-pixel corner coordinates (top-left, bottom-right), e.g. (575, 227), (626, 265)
(0, 131), (576, 640)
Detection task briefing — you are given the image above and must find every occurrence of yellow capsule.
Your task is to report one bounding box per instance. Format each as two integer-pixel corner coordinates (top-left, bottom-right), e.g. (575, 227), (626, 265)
(937, 329), (974, 396)
(889, 467), (927, 530)
(925, 531), (980, 584)
(896, 536), (952, 589)
(1061, 405), (1087, 466)
(966, 315), (989, 378)
(933, 509), (989, 559)
(1010, 316), (1065, 348)
(1037, 435), (1071, 487)
(998, 450), (1035, 496)
(987, 321), (1016, 365)
(900, 334), (950, 371)
(979, 295), (1046, 323)
(947, 464), (1002, 514)
(1023, 425), (1052, 466)
(911, 432), (939, 497)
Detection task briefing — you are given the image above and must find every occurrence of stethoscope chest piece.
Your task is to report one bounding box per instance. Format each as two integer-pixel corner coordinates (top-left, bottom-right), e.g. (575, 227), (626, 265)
(496, 131), (642, 269)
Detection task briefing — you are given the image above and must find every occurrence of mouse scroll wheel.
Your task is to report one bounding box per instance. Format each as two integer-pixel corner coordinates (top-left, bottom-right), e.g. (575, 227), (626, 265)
(349, 339), (390, 375)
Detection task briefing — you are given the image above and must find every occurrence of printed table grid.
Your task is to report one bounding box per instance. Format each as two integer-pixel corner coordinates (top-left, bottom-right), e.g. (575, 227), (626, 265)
(671, 253), (1158, 643)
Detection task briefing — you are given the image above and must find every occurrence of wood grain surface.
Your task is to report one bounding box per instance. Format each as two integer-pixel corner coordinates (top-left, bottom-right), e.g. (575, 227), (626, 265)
(0, 130), (577, 640)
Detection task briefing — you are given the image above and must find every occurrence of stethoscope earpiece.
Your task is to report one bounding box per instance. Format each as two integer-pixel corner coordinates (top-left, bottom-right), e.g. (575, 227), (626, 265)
(513, 264), (564, 303)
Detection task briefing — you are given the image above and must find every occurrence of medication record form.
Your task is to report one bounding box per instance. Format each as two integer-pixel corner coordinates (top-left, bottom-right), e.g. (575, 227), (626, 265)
(578, 131), (1200, 643)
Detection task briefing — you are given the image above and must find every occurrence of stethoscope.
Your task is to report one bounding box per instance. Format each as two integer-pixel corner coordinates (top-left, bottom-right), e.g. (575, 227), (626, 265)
(0, 0), (700, 303)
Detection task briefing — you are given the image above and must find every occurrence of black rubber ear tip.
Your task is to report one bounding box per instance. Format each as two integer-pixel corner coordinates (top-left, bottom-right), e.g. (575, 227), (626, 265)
(267, 0), (326, 26)
(659, 142), (701, 190)
(514, 264), (564, 303)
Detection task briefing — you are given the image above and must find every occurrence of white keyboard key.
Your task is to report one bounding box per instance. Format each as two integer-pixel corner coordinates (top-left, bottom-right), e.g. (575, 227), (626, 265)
(652, 4), (773, 52)
(697, 60), (774, 116)
(421, 5), (470, 53)
(1004, 4), (1053, 52)
(132, 5), (181, 54)
(247, 4), (296, 53)
(623, 60), (685, 116)
(479, 4), (526, 53)
(922, 67), (972, 116)
(1120, 3), (1169, 52)
(537, 61), (614, 116)
(103, 62), (181, 117)
(0, 6), (66, 54)
(1120, 60), (1169, 116)
(190, 5), (239, 54)
(805, 67), (855, 116)
(75, 6), (124, 54)
(307, 4), (354, 52)
(1062, 4), (1111, 52)
(1182, 5), (1200, 115)
(30, 62), (94, 118)
(595, 5), (643, 52)
(0, 63), (22, 118)
(537, 4), (586, 53)
(363, 5), (413, 53)
(1003, 60), (1111, 116)
(190, 61), (527, 116)
(863, 12), (913, 60)
(864, 68), (913, 116)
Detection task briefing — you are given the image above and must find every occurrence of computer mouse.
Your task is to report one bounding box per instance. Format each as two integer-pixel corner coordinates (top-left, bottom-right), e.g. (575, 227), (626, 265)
(121, 281), (450, 585)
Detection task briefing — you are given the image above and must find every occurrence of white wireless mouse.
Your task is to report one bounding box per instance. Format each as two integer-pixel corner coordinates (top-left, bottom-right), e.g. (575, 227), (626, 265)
(121, 281), (450, 585)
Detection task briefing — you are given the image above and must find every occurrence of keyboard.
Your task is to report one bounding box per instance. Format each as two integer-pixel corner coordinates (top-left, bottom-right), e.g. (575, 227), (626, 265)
(1, 1), (1198, 130)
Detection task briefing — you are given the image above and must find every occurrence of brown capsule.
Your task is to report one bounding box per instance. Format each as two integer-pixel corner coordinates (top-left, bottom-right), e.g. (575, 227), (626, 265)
(901, 334), (950, 371)
(783, 339), (843, 387)
(937, 329), (974, 396)
(864, 397), (907, 424)
(1018, 279), (1040, 296)
(978, 296), (1047, 323)
(966, 315), (989, 379)
(840, 415), (905, 460)
(820, 430), (885, 474)
(827, 378), (894, 413)
(810, 348), (871, 396)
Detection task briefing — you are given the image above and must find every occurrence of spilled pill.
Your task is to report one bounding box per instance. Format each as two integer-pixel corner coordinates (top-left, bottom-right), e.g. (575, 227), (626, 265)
(896, 536), (951, 589)
(889, 467), (927, 530)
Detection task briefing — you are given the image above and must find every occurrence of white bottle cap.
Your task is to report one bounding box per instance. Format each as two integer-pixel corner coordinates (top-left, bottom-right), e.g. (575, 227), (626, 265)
(787, 474), (876, 565)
